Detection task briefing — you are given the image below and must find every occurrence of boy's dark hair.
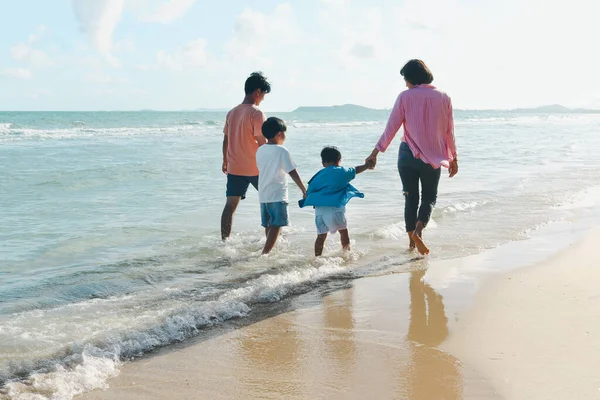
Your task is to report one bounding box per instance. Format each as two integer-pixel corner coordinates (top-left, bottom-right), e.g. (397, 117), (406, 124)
(261, 117), (286, 139)
(321, 146), (342, 163)
(244, 71), (271, 95)
(400, 59), (434, 85)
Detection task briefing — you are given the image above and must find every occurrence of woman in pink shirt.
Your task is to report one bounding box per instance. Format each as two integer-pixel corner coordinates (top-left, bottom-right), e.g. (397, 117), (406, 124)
(366, 60), (458, 255)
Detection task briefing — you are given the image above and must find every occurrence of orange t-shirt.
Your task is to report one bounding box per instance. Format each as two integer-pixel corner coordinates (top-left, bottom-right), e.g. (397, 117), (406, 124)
(224, 104), (266, 176)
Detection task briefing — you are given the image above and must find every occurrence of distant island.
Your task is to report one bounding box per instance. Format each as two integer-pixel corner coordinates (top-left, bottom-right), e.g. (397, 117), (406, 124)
(510, 104), (600, 114)
(291, 103), (600, 114)
(194, 108), (229, 112)
(293, 104), (385, 113)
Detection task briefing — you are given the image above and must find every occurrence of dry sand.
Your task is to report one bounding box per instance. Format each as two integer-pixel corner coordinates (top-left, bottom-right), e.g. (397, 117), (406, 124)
(445, 229), (600, 399)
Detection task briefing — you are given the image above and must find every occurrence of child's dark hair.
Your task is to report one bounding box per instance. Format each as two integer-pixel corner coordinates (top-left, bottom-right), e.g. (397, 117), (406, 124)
(244, 71), (271, 95)
(400, 59), (434, 85)
(261, 117), (286, 139)
(321, 146), (342, 163)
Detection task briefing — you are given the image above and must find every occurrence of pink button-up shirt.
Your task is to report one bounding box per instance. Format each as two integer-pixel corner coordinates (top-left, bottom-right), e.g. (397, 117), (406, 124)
(376, 84), (457, 169)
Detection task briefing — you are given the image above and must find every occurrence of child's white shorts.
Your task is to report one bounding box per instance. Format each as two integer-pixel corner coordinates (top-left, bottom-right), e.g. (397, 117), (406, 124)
(315, 206), (347, 234)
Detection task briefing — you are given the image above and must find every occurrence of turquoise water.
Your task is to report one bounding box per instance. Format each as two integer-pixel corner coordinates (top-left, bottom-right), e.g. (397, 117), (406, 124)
(1, 110), (600, 398)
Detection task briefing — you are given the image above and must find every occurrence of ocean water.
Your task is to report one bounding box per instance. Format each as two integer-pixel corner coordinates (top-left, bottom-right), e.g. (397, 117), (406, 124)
(1, 109), (600, 399)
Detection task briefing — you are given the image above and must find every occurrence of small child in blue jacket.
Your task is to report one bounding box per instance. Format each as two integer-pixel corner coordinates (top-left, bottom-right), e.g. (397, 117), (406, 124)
(299, 146), (373, 256)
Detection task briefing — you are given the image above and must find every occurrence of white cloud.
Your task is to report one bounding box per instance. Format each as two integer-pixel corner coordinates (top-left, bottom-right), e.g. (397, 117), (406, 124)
(85, 72), (127, 84)
(10, 26), (53, 68)
(28, 26), (48, 43)
(134, 63), (158, 71)
(320, 5), (388, 66)
(319, 0), (348, 5)
(130, 0), (197, 24)
(72, 0), (125, 62)
(114, 36), (135, 53)
(1, 68), (33, 80)
(77, 55), (105, 69)
(11, 43), (52, 67)
(157, 38), (208, 70)
(226, 4), (301, 66)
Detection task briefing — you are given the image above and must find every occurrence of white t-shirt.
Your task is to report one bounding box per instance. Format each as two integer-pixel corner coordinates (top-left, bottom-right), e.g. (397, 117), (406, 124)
(256, 144), (296, 203)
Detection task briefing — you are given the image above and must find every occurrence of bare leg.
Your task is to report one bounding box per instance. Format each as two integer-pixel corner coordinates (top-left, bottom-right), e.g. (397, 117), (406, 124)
(315, 233), (327, 256)
(339, 229), (351, 252)
(262, 226), (281, 254)
(411, 221), (430, 255)
(221, 196), (241, 240)
(407, 231), (416, 250)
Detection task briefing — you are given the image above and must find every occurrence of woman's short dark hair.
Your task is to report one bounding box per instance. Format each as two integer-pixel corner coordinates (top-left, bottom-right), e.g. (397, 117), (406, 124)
(321, 146), (342, 163)
(245, 71), (271, 95)
(262, 117), (286, 139)
(400, 59), (434, 85)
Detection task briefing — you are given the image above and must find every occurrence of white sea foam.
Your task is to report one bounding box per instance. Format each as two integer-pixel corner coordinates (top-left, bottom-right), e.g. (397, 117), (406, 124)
(0, 124), (216, 142)
(4, 354), (120, 400)
(552, 185), (600, 211)
(219, 259), (346, 303)
(457, 114), (600, 126)
(441, 200), (490, 214)
(0, 255), (351, 399)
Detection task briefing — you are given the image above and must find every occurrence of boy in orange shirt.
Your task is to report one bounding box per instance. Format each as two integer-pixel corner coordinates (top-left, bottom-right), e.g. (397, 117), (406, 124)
(221, 72), (271, 240)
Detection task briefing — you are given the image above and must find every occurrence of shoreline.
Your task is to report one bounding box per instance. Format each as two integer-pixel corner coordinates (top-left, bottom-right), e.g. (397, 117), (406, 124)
(77, 270), (500, 400)
(73, 223), (599, 400)
(1, 220), (588, 399)
(74, 224), (600, 400)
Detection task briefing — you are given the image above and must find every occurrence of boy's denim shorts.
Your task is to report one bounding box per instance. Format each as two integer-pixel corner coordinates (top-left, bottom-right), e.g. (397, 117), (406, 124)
(315, 206), (347, 234)
(260, 202), (289, 228)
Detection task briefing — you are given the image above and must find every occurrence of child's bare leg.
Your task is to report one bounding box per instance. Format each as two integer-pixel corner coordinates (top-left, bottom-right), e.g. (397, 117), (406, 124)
(407, 231), (416, 250)
(339, 229), (351, 251)
(315, 233), (327, 256)
(262, 226), (281, 254)
(264, 227), (270, 238)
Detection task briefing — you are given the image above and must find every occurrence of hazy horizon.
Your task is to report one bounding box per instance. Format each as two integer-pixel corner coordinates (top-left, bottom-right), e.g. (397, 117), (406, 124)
(1, 0), (599, 112)
(1, 103), (599, 114)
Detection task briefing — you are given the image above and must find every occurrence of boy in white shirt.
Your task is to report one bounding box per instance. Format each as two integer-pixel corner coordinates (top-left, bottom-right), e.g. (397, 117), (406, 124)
(255, 117), (307, 254)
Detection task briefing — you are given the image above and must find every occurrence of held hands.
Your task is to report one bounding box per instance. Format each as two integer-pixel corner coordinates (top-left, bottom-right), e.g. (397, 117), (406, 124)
(365, 149), (379, 170)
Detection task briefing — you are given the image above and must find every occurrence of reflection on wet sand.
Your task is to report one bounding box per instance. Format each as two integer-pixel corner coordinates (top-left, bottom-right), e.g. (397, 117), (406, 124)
(402, 269), (462, 399)
(322, 289), (356, 377)
(235, 271), (483, 399)
(75, 270), (500, 400)
(238, 309), (302, 399)
(235, 271), (464, 399)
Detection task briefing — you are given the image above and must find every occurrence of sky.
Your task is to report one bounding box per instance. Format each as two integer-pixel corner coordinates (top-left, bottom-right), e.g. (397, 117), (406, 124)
(0, 0), (599, 111)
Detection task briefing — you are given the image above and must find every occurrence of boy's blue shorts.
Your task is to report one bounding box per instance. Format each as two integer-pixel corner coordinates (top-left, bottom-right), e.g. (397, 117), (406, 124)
(260, 202), (289, 228)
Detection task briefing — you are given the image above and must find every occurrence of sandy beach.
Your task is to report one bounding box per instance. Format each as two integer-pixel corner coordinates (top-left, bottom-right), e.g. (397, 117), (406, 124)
(73, 227), (600, 400)
(77, 267), (499, 400)
(445, 229), (600, 400)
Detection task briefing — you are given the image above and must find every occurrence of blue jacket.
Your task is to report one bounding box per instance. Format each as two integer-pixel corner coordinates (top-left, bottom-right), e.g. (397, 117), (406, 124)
(298, 166), (364, 208)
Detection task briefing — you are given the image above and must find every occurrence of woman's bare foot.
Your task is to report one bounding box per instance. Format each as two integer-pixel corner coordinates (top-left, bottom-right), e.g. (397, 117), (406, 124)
(407, 232), (416, 250)
(411, 232), (430, 255)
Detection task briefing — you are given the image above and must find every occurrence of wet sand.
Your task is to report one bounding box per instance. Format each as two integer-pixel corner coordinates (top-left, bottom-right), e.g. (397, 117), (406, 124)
(76, 227), (600, 400)
(78, 269), (500, 400)
(445, 229), (600, 399)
